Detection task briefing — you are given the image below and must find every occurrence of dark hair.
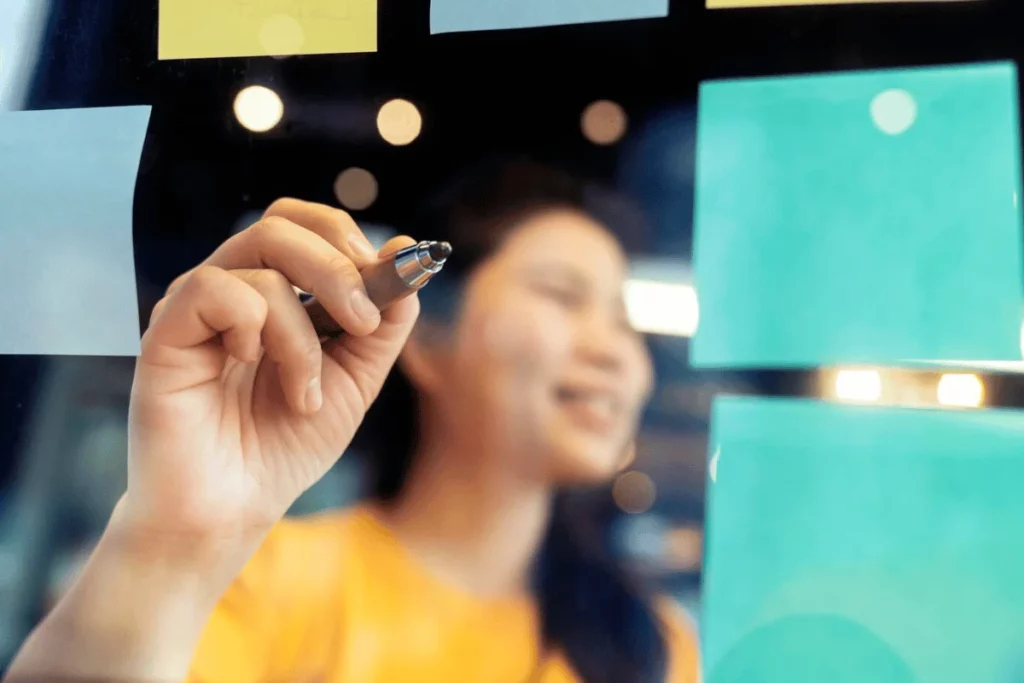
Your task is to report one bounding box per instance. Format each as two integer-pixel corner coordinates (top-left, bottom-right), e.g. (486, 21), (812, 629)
(352, 159), (669, 683)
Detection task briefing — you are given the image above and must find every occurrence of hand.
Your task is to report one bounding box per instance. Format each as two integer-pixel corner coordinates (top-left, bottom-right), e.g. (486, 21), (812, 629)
(122, 199), (419, 551)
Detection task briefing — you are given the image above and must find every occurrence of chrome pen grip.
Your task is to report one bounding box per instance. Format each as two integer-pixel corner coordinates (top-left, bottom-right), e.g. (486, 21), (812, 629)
(304, 240), (450, 340)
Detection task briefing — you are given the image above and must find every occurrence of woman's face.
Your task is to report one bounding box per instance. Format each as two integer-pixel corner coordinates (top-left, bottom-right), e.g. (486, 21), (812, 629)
(431, 209), (653, 485)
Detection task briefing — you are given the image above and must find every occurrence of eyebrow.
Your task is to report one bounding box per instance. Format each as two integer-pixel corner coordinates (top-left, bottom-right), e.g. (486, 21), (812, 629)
(519, 262), (592, 288)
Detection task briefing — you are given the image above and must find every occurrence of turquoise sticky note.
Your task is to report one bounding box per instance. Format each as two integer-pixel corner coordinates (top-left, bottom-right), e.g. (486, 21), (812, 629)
(692, 63), (1024, 368)
(703, 396), (1024, 683)
(430, 0), (668, 34)
(0, 106), (151, 355)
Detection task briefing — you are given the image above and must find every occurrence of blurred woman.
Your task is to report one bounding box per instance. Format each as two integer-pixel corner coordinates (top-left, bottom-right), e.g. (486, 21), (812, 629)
(6, 162), (698, 683)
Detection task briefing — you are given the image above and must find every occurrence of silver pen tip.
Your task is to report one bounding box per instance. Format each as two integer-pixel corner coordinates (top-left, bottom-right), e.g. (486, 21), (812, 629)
(428, 241), (452, 263)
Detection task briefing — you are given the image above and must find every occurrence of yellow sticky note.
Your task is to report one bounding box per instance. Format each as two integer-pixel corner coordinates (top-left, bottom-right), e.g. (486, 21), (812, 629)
(709, 0), (973, 7)
(159, 0), (376, 60)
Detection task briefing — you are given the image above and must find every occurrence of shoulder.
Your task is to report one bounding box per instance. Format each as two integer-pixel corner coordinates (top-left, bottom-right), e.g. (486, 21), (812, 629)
(655, 597), (702, 683)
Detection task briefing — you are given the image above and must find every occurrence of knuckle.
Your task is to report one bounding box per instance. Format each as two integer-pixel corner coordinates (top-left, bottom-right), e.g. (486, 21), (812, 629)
(185, 265), (223, 292)
(263, 197), (299, 218)
(250, 214), (291, 242)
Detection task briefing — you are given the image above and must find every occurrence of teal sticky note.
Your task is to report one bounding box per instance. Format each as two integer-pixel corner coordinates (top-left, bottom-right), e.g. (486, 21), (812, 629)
(692, 63), (1024, 368)
(0, 106), (151, 355)
(703, 396), (1024, 683)
(430, 0), (668, 34)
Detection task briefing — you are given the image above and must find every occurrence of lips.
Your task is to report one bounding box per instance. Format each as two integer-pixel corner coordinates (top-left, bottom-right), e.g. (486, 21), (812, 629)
(555, 386), (623, 432)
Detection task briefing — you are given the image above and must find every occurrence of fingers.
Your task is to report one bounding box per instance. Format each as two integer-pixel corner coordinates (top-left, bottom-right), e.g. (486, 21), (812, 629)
(263, 198), (378, 268)
(143, 266), (267, 364)
(234, 269), (325, 414)
(203, 216), (381, 337)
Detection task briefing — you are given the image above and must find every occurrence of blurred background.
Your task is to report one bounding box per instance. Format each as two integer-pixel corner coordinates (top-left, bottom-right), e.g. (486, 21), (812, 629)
(2, 0), (1024, 670)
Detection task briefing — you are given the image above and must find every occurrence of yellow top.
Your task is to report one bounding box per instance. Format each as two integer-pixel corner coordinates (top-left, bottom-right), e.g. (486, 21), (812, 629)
(189, 507), (700, 683)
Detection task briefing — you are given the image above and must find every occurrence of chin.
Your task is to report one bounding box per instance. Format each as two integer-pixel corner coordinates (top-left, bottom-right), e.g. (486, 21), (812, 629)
(548, 441), (625, 486)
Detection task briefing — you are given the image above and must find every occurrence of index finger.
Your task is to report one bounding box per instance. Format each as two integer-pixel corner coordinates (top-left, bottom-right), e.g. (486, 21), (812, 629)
(264, 198), (378, 268)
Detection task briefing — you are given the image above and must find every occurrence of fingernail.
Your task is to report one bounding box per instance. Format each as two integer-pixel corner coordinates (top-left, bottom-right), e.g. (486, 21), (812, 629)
(351, 288), (380, 323)
(305, 376), (323, 413)
(348, 234), (376, 262)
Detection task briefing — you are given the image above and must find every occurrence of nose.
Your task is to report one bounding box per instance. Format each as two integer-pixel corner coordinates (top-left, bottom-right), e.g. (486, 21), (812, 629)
(575, 316), (627, 374)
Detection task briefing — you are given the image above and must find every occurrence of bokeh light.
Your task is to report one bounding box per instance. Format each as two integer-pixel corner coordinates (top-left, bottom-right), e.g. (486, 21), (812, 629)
(613, 471), (657, 515)
(937, 373), (984, 408)
(834, 369), (882, 403)
(377, 98), (422, 146)
(233, 85), (284, 133)
(581, 100), (628, 146)
(870, 89), (917, 136)
(624, 281), (698, 337)
(334, 167), (379, 211)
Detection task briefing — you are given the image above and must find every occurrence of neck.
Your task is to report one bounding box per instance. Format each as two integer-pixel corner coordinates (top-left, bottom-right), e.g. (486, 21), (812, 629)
(380, 404), (553, 599)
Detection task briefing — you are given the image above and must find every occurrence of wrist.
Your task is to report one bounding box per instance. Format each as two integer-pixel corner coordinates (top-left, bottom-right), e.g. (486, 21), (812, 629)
(105, 495), (273, 585)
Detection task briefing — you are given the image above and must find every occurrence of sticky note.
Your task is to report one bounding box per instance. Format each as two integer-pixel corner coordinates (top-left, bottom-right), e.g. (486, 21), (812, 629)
(0, 106), (151, 356)
(159, 0), (376, 60)
(703, 396), (1024, 683)
(430, 0), (668, 34)
(708, 0), (977, 8)
(692, 62), (1024, 368)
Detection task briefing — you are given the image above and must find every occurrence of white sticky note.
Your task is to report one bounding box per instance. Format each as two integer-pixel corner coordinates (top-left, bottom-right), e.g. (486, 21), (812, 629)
(0, 106), (151, 355)
(430, 0), (668, 34)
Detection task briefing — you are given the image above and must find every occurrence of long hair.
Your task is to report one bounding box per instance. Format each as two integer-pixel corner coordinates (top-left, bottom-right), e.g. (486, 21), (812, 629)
(351, 159), (668, 683)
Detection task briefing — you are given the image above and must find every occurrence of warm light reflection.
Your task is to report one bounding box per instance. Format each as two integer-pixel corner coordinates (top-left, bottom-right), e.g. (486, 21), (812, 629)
(834, 369), (882, 403)
(581, 100), (628, 146)
(334, 167), (379, 211)
(377, 99), (422, 146)
(624, 281), (698, 337)
(938, 373), (984, 408)
(613, 471), (657, 515)
(234, 85), (284, 133)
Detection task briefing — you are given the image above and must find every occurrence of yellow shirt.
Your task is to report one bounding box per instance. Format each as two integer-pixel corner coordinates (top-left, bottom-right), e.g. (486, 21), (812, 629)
(189, 507), (700, 683)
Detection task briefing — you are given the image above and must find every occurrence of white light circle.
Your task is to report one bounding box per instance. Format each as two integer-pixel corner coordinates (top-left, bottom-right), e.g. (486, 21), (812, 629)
(234, 86), (284, 133)
(871, 89), (917, 136)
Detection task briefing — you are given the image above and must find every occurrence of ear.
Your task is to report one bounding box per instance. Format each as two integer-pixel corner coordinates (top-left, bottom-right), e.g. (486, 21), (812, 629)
(398, 320), (450, 396)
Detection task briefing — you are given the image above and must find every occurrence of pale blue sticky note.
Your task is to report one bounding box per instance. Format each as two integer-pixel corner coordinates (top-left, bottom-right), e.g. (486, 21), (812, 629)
(0, 106), (151, 355)
(692, 62), (1024, 368)
(703, 396), (1024, 683)
(430, 0), (668, 34)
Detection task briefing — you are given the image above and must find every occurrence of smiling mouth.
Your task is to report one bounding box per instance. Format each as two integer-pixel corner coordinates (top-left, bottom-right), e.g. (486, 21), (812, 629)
(555, 387), (622, 430)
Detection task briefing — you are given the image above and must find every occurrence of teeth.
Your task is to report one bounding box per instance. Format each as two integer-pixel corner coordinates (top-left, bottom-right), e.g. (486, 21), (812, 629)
(559, 390), (616, 416)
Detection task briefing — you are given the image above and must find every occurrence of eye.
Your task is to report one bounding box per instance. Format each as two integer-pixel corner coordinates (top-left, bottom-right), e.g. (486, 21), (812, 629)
(532, 281), (584, 308)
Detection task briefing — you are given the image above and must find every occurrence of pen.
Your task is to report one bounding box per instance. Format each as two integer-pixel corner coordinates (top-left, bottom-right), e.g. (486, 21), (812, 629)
(304, 240), (452, 340)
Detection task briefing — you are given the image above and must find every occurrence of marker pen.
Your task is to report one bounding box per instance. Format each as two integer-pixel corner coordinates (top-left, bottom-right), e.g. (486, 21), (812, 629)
(304, 240), (452, 339)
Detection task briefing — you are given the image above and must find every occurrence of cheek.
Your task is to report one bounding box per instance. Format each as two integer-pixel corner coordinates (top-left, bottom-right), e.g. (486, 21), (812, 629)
(460, 296), (572, 378)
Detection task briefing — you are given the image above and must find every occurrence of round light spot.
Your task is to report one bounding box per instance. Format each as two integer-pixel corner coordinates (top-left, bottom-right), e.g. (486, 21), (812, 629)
(334, 167), (379, 211)
(613, 471), (657, 515)
(259, 14), (305, 55)
(234, 85), (284, 133)
(581, 100), (628, 146)
(870, 89), (917, 136)
(377, 99), (422, 146)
